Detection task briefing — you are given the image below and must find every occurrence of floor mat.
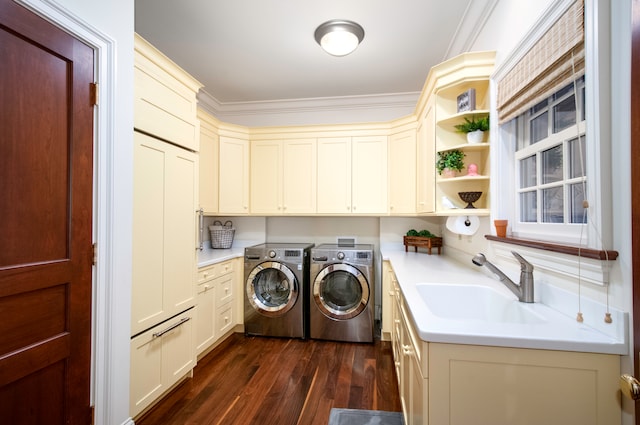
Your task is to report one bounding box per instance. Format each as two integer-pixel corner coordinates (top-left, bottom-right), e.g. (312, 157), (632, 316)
(328, 408), (404, 425)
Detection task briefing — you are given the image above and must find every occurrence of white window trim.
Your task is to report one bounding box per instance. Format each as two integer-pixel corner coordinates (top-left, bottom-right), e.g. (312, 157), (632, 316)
(490, 0), (612, 285)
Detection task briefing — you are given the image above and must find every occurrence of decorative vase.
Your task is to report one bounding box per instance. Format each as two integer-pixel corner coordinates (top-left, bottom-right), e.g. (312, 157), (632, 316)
(494, 219), (508, 237)
(442, 168), (457, 178)
(467, 130), (484, 144)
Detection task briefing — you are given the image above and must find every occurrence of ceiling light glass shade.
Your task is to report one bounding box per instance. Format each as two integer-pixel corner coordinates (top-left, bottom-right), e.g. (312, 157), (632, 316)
(314, 20), (365, 57)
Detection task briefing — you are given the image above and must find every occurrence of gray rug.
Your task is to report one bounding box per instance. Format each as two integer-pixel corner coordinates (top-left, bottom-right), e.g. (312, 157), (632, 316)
(328, 408), (404, 425)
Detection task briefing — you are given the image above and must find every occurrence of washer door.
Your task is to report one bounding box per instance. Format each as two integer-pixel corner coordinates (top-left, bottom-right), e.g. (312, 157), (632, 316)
(246, 261), (298, 317)
(313, 263), (369, 320)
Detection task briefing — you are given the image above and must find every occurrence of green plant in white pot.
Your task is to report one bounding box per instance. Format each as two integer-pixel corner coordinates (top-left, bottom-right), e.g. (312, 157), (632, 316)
(436, 149), (465, 178)
(454, 115), (489, 144)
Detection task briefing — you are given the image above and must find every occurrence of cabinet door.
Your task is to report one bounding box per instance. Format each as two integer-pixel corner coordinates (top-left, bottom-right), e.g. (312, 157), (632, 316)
(352, 136), (388, 214)
(198, 114), (219, 214)
(130, 309), (195, 418)
(417, 98), (435, 213)
(317, 137), (352, 213)
(250, 139), (282, 214)
(195, 283), (216, 355)
(283, 138), (317, 214)
(219, 136), (249, 214)
(132, 132), (197, 335)
(381, 261), (394, 340)
(389, 130), (417, 214)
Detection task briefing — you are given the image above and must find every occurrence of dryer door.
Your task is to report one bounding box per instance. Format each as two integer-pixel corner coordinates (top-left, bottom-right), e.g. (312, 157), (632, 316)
(246, 261), (298, 317)
(313, 263), (370, 320)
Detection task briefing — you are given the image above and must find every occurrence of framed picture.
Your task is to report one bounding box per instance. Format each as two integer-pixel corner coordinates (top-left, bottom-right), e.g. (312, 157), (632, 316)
(457, 88), (476, 113)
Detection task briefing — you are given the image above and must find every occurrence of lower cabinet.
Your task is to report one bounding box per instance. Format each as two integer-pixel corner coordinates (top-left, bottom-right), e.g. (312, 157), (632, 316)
(130, 308), (196, 418)
(195, 259), (237, 356)
(390, 268), (621, 425)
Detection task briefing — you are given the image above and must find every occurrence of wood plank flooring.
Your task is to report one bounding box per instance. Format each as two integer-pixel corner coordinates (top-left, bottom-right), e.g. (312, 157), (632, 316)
(135, 333), (401, 425)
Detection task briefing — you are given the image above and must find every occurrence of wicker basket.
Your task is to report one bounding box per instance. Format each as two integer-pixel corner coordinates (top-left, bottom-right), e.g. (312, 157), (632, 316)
(209, 220), (235, 249)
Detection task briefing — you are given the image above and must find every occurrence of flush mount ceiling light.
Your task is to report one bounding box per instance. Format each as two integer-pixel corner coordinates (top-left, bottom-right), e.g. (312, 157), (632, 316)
(314, 19), (365, 57)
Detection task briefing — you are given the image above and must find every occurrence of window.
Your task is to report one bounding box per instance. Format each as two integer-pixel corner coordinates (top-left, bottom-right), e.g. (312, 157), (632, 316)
(514, 77), (586, 237)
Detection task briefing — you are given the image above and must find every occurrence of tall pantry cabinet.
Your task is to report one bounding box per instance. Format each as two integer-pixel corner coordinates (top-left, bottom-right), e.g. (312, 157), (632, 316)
(130, 34), (203, 418)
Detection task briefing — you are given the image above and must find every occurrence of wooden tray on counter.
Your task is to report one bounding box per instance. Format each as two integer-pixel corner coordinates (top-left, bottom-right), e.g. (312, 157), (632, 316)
(403, 236), (443, 255)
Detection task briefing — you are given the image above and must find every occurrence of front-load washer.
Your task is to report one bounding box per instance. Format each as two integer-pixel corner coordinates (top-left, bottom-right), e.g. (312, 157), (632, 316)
(244, 243), (314, 339)
(309, 244), (374, 343)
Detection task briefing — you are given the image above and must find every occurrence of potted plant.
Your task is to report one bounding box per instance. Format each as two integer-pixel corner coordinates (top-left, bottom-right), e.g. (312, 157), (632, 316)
(454, 115), (489, 144)
(436, 149), (465, 177)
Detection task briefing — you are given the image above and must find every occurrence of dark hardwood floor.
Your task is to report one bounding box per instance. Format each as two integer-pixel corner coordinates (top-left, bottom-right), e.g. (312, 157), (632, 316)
(135, 333), (401, 425)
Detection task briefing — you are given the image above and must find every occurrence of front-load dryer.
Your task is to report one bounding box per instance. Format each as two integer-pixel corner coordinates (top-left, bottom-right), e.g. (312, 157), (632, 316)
(309, 244), (374, 343)
(244, 243), (313, 338)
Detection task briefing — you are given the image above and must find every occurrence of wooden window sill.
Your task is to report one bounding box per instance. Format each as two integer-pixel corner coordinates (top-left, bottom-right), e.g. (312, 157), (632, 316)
(485, 235), (618, 261)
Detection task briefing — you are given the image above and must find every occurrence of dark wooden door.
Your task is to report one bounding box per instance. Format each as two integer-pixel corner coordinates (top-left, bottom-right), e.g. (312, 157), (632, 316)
(0, 0), (94, 423)
(633, 1), (640, 424)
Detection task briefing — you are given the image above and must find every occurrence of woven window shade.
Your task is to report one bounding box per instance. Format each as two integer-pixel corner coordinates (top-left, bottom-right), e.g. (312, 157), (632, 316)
(497, 0), (584, 124)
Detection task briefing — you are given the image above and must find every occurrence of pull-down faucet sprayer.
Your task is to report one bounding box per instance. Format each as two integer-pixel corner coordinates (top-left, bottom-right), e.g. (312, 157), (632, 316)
(472, 251), (534, 303)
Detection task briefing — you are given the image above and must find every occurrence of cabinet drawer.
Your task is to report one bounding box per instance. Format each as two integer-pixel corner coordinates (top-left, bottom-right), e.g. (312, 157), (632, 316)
(197, 266), (216, 285)
(216, 302), (234, 335)
(216, 273), (234, 306)
(197, 259), (234, 285)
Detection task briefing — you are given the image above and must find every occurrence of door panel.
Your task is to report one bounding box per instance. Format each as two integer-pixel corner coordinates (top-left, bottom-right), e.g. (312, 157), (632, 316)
(0, 0), (94, 423)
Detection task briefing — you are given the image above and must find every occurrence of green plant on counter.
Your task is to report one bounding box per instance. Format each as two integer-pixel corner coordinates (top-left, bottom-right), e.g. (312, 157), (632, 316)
(406, 229), (437, 238)
(436, 149), (465, 175)
(454, 115), (489, 133)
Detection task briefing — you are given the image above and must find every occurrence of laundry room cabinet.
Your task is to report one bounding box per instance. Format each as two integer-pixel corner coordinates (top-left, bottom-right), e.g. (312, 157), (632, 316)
(389, 263), (621, 425)
(130, 308), (195, 418)
(431, 51), (494, 214)
(317, 135), (388, 214)
(198, 109), (219, 215)
(218, 133), (250, 215)
(250, 138), (317, 214)
(388, 127), (417, 215)
(195, 259), (236, 356)
(132, 34), (201, 419)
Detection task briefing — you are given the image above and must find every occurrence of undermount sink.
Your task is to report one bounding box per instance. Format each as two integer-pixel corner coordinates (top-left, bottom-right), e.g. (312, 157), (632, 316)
(416, 283), (546, 324)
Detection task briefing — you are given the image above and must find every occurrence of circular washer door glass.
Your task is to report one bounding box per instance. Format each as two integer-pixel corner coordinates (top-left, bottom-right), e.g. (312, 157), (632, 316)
(313, 263), (369, 320)
(246, 262), (298, 317)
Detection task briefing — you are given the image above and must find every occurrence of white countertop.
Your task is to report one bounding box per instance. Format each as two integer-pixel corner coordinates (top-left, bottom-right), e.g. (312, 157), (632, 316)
(197, 245), (245, 268)
(381, 246), (628, 355)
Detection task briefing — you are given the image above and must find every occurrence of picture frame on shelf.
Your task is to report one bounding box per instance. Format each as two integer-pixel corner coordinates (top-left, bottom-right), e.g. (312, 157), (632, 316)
(456, 88), (476, 113)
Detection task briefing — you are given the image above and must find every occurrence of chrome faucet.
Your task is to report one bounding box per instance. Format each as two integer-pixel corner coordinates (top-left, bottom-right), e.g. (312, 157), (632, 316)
(472, 251), (534, 303)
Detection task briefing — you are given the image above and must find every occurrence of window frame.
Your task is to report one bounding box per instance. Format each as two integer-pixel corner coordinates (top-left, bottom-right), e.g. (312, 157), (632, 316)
(491, 0), (611, 252)
(513, 77), (588, 244)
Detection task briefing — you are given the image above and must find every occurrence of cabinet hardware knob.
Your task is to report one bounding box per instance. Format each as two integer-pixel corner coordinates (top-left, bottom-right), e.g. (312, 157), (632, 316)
(621, 374), (640, 400)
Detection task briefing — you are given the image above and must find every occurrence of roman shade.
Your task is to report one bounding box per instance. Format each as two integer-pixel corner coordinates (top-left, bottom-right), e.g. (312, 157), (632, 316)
(496, 0), (584, 123)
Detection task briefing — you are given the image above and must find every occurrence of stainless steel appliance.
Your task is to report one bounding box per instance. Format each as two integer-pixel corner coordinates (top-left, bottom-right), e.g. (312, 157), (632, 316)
(309, 244), (374, 342)
(244, 242), (314, 338)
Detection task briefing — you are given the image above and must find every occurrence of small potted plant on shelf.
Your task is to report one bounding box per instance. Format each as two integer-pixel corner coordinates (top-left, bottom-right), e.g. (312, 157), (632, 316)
(436, 149), (465, 178)
(454, 115), (489, 144)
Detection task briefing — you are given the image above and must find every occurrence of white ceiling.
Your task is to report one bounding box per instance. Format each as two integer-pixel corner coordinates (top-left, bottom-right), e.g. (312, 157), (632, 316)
(135, 1), (495, 102)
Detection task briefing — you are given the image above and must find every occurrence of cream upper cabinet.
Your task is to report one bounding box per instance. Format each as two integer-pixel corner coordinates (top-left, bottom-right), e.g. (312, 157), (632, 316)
(317, 137), (351, 213)
(352, 136), (388, 214)
(250, 138), (317, 214)
(416, 97), (435, 214)
(432, 51), (495, 214)
(317, 135), (387, 214)
(388, 129), (417, 215)
(219, 134), (249, 215)
(283, 138), (317, 214)
(134, 34), (201, 152)
(131, 131), (198, 336)
(198, 109), (219, 214)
